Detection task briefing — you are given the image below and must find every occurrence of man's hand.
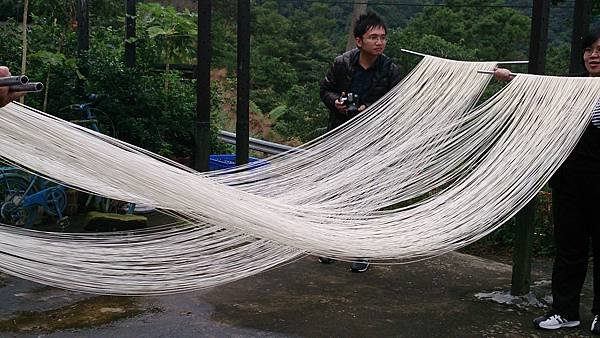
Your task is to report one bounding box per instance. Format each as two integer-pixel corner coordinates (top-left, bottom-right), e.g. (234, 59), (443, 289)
(334, 98), (348, 114)
(335, 91), (348, 114)
(493, 67), (513, 82)
(0, 66), (26, 108)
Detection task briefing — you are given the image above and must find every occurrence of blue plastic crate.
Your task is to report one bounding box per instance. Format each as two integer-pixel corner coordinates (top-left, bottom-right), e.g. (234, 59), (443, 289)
(209, 154), (267, 171)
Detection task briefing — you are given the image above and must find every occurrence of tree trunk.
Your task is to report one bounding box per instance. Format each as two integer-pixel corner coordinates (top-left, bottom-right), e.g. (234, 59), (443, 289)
(345, 1), (367, 52)
(42, 72), (50, 111)
(20, 0), (29, 104)
(43, 34), (64, 112)
(164, 60), (170, 91)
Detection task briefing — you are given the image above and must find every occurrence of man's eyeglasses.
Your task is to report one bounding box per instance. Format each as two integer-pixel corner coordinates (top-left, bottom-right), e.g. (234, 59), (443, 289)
(365, 35), (387, 42)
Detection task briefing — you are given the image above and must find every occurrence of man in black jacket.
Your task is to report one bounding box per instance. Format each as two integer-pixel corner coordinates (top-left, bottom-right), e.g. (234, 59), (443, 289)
(320, 12), (402, 131)
(318, 12), (402, 272)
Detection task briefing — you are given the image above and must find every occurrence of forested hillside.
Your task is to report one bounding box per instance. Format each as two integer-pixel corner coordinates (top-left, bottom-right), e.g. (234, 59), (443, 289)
(217, 0), (597, 142)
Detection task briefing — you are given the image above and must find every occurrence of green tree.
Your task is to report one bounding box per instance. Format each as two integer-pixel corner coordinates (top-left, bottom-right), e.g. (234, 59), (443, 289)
(137, 3), (197, 89)
(248, 1), (337, 141)
(402, 0), (531, 61)
(211, 9), (237, 71)
(272, 82), (329, 142)
(386, 30), (478, 77)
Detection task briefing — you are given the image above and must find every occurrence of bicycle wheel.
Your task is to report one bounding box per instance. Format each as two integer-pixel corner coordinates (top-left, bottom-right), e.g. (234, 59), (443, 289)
(45, 187), (67, 217)
(0, 175), (36, 224)
(90, 108), (117, 137)
(58, 104), (116, 137)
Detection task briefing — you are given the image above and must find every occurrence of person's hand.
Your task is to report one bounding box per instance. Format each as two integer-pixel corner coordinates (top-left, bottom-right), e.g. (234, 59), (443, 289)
(335, 92), (348, 114)
(0, 66), (26, 108)
(357, 104), (366, 112)
(493, 67), (513, 82)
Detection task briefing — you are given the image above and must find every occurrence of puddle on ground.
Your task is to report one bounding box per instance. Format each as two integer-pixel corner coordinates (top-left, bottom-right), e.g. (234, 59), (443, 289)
(475, 290), (548, 309)
(0, 295), (157, 333)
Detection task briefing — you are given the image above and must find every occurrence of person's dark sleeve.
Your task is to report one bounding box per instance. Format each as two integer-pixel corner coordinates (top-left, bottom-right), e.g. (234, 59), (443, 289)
(389, 62), (403, 89)
(320, 61), (341, 113)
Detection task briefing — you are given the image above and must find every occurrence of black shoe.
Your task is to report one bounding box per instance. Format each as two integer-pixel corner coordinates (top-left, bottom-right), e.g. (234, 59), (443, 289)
(350, 259), (369, 273)
(533, 311), (580, 330)
(318, 257), (334, 264)
(592, 315), (600, 334)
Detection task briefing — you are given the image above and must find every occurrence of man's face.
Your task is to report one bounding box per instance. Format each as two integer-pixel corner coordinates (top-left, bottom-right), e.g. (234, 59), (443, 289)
(356, 26), (387, 57)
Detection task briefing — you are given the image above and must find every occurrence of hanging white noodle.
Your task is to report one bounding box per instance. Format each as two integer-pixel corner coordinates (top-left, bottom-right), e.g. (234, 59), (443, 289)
(0, 56), (598, 295)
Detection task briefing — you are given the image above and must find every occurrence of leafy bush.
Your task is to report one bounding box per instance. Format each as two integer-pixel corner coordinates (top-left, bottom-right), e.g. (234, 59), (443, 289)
(0, 2), (228, 161)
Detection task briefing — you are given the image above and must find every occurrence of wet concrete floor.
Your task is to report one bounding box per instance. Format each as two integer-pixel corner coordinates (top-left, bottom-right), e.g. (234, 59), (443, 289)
(0, 252), (596, 337)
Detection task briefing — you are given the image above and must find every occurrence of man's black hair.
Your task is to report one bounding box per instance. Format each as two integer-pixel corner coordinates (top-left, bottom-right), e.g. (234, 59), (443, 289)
(582, 28), (600, 50)
(353, 12), (387, 38)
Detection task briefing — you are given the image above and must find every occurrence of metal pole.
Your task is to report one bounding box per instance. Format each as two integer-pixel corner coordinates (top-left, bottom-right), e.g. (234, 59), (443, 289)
(401, 49), (528, 65)
(236, 0), (250, 166)
(569, 0), (591, 74)
(195, 0), (211, 171)
(125, 0), (136, 68)
(510, 0), (550, 297)
(527, 0), (550, 75)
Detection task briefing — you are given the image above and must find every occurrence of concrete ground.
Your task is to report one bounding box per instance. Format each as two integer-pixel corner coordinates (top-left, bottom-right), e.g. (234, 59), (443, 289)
(0, 251), (596, 337)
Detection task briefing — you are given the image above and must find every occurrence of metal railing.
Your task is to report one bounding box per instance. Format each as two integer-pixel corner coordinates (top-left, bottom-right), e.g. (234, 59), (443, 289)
(217, 130), (294, 155)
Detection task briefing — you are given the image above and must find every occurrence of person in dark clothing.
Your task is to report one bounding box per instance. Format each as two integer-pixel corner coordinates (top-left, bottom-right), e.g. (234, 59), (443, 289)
(318, 12), (402, 273)
(496, 29), (600, 334)
(320, 12), (403, 131)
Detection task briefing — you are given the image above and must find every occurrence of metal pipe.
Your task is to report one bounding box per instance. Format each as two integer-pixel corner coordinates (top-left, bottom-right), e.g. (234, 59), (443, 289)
(0, 75), (28, 86)
(9, 82), (44, 93)
(400, 49), (428, 58)
(218, 130), (295, 155)
(401, 48), (529, 65)
(496, 60), (529, 65)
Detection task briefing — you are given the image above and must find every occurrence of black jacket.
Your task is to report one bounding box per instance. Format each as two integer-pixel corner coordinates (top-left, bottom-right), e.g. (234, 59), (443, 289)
(320, 48), (402, 130)
(550, 71), (600, 189)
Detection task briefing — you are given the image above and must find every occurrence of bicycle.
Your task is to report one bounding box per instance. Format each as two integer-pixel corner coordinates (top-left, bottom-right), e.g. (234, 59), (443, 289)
(0, 95), (138, 229)
(59, 93), (116, 136)
(0, 167), (69, 228)
(59, 94), (137, 215)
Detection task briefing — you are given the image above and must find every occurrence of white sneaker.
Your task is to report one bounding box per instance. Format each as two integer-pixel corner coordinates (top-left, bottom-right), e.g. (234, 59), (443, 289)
(533, 312), (580, 330)
(591, 315), (600, 334)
